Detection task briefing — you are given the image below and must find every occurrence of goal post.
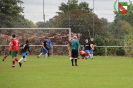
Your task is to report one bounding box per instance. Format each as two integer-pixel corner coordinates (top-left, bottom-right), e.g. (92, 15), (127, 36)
(0, 28), (71, 55)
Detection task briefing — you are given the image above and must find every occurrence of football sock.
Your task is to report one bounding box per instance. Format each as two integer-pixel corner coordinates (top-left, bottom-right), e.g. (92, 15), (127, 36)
(15, 58), (19, 62)
(12, 61), (15, 65)
(39, 53), (42, 57)
(71, 59), (74, 66)
(18, 57), (23, 62)
(75, 59), (77, 65)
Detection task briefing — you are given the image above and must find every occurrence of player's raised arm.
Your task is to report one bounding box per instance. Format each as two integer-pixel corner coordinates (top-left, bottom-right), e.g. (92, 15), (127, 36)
(90, 44), (94, 50)
(20, 44), (24, 47)
(90, 38), (95, 50)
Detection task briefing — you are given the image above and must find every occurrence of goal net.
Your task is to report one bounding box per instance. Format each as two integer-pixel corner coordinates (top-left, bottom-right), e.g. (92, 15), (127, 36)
(0, 28), (72, 55)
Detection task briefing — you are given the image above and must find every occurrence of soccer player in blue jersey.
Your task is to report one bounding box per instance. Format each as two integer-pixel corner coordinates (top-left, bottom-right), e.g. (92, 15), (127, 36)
(37, 38), (48, 58)
(84, 38), (95, 59)
(84, 39), (92, 59)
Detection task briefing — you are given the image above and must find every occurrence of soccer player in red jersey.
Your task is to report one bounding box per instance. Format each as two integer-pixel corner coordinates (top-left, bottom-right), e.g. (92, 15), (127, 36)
(2, 41), (12, 61)
(9, 34), (20, 67)
(80, 50), (87, 59)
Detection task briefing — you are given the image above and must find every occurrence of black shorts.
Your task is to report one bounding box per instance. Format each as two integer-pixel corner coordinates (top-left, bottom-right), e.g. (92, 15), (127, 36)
(71, 50), (79, 58)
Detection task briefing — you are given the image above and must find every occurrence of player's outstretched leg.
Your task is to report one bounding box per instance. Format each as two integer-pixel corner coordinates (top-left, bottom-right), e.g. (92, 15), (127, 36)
(18, 57), (23, 67)
(24, 53), (27, 62)
(18, 62), (22, 67)
(12, 59), (15, 67)
(12, 57), (19, 67)
(37, 53), (42, 58)
(18, 59), (22, 67)
(2, 54), (8, 61)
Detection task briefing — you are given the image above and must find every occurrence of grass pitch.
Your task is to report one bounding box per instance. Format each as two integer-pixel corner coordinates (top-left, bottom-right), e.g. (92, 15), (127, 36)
(0, 55), (133, 88)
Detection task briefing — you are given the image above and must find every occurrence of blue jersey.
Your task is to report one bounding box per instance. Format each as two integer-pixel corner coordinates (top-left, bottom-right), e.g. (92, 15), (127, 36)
(46, 39), (51, 47)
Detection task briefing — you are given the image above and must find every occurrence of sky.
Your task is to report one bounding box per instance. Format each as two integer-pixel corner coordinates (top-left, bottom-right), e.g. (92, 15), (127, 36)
(21, 0), (127, 23)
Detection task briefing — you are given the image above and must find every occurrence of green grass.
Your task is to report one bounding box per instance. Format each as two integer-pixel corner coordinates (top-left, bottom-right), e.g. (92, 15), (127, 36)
(1, 55), (133, 88)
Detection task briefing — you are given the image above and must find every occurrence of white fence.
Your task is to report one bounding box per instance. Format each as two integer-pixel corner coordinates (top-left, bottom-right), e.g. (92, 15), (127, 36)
(0, 45), (132, 56)
(96, 46), (132, 56)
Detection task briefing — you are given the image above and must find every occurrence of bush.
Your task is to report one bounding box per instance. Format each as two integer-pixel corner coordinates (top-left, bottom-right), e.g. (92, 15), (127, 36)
(116, 48), (125, 56)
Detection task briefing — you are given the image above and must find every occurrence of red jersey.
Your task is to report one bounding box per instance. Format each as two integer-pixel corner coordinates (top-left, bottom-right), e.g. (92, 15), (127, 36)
(80, 51), (86, 57)
(10, 38), (20, 51)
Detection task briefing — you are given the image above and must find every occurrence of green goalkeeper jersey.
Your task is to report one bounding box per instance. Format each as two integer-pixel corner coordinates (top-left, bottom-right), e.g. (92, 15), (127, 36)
(70, 39), (80, 50)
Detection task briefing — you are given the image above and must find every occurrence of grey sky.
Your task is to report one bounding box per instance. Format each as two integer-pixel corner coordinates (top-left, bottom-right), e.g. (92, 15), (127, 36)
(21, 0), (125, 23)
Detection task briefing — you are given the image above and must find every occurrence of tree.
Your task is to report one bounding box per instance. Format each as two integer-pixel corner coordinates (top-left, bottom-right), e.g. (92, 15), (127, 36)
(50, 13), (109, 44)
(59, 0), (92, 13)
(100, 18), (108, 29)
(36, 21), (45, 28)
(106, 20), (133, 41)
(0, 0), (23, 15)
(124, 35), (133, 57)
(0, 0), (37, 28)
(111, 5), (133, 56)
(120, 12), (133, 27)
(36, 18), (54, 28)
